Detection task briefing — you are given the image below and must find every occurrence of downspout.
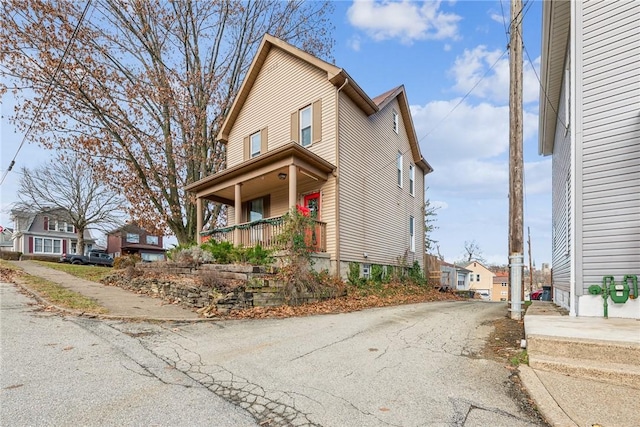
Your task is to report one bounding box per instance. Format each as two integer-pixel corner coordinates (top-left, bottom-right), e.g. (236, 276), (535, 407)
(335, 77), (348, 276)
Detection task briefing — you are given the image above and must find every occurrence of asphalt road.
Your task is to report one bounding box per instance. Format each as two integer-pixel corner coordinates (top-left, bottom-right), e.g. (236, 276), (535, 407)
(0, 282), (256, 427)
(2, 281), (543, 426)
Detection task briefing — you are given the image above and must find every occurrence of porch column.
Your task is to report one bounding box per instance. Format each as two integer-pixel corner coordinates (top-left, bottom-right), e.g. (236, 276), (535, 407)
(196, 197), (203, 245)
(288, 164), (297, 210)
(234, 183), (242, 245)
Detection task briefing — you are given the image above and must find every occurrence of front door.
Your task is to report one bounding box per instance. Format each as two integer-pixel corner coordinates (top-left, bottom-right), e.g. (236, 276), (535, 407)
(303, 192), (320, 220)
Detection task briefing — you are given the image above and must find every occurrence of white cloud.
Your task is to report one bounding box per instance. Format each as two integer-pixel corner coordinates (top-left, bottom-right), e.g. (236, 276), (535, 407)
(490, 12), (506, 25)
(347, 36), (362, 52)
(411, 99), (539, 198)
(449, 46), (541, 104)
(347, 0), (461, 44)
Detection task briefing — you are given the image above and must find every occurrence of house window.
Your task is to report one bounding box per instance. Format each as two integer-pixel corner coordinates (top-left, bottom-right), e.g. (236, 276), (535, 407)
(34, 237), (62, 254)
(501, 291), (508, 296)
(362, 263), (371, 279)
(476, 274), (480, 282)
(300, 105), (312, 147)
(393, 111), (399, 134)
(501, 282), (507, 287)
(470, 275), (474, 282)
(126, 233), (139, 243)
(66, 223), (74, 233)
(146, 235), (159, 245)
(47, 218), (56, 231)
(250, 131), (261, 158)
(397, 151), (403, 187)
(409, 215), (415, 252)
(409, 164), (415, 196)
(248, 198), (264, 222)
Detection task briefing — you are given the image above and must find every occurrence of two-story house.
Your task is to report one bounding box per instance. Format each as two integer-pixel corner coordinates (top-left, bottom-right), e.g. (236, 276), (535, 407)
(11, 208), (96, 259)
(186, 35), (432, 277)
(465, 261), (496, 300)
(539, 0), (639, 318)
(492, 271), (509, 302)
(106, 223), (166, 262)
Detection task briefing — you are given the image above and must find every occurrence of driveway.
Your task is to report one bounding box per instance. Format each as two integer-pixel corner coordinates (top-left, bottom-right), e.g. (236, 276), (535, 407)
(104, 299), (543, 426)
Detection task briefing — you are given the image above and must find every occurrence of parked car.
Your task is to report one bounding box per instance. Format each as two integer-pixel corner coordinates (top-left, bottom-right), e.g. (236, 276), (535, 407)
(59, 250), (114, 267)
(530, 289), (544, 300)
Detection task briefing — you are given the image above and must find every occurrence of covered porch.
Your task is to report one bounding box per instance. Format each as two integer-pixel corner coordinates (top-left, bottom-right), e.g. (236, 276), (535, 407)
(186, 143), (336, 251)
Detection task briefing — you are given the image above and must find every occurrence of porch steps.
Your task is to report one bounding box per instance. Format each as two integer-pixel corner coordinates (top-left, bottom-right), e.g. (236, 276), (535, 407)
(527, 335), (640, 389)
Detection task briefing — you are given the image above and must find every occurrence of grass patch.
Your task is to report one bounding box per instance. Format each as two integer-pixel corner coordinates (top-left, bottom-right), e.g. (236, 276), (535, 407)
(34, 261), (112, 282)
(20, 274), (108, 314)
(510, 350), (529, 366)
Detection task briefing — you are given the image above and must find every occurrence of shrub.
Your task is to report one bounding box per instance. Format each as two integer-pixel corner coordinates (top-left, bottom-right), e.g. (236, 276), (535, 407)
(0, 251), (22, 261)
(166, 243), (196, 261)
(371, 264), (385, 283)
(171, 246), (214, 267)
(408, 261), (426, 286)
(113, 254), (141, 270)
(347, 262), (365, 287)
(200, 240), (234, 264)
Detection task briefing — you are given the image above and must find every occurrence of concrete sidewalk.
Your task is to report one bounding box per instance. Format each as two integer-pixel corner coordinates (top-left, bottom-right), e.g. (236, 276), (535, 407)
(521, 302), (640, 427)
(8, 260), (201, 321)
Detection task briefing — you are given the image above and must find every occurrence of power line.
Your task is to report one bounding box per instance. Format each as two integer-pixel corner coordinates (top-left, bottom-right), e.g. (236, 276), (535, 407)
(0, 0), (93, 186)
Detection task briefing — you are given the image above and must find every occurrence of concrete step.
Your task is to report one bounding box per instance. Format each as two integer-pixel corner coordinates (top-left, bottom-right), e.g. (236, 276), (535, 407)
(527, 335), (640, 365)
(528, 353), (640, 390)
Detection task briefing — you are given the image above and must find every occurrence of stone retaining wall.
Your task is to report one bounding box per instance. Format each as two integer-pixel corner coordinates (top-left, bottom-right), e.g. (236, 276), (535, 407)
(102, 263), (328, 315)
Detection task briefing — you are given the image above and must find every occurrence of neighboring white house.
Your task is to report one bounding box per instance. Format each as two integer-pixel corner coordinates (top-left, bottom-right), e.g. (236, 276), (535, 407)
(539, 1), (640, 318)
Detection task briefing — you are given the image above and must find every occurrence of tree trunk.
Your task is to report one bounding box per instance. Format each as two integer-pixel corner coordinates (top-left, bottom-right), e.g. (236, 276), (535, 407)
(77, 229), (85, 255)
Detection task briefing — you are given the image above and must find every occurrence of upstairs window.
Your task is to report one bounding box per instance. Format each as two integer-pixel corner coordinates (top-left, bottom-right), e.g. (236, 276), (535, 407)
(126, 233), (139, 243)
(409, 164), (415, 196)
(291, 100), (322, 147)
(146, 235), (159, 245)
(393, 111), (399, 134)
(300, 105), (312, 147)
(397, 151), (403, 188)
(250, 131), (261, 158)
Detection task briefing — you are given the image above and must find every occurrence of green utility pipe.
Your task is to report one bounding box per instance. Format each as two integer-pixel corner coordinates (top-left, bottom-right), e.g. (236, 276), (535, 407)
(623, 275), (638, 300)
(602, 276), (615, 319)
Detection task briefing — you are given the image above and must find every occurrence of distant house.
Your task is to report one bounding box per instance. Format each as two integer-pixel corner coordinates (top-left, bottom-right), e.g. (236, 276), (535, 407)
(11, 208), (96, 259)
(106, 223), (166, 262)
(465, 261), (495, 300)
(455, 266), (472, 291)
(538, 1), (639, 318)
(185, 34), (432, 277)
(0, 226), (14, 252)
(492, 272), (509, 302)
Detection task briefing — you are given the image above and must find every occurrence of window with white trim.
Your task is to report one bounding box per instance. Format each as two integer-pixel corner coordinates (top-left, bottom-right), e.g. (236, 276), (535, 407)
(409, 164), (415, 196)
(300, 105), (312, 147)
(397, 151), (403, 187)
(393, 111), (399, 134)
(409, 215), (415, 252)
(34, 237), (62, 254)
(250, 131), (261, 158)
(126, 233), (139, 243)
(146, 235), (159, 245)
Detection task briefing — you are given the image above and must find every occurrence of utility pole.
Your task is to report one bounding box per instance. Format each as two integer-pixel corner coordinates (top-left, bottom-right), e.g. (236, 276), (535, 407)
(528, 227), (533, 295)
(508, 0), (524, 320)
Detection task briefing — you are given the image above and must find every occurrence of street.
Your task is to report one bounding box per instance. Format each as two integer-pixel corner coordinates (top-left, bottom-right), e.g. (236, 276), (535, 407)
(1, 282), (543, 426)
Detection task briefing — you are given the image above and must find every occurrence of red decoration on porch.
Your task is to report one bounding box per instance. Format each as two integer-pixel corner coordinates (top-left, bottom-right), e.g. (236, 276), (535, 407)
(296, 205), (311, 217)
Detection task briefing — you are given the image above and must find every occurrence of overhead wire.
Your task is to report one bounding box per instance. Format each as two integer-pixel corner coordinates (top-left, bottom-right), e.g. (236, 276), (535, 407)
(0, 0), (93, 186)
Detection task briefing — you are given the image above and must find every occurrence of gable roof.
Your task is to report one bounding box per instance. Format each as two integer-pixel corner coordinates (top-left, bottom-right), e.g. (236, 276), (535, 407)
(217, 34), (432, 174)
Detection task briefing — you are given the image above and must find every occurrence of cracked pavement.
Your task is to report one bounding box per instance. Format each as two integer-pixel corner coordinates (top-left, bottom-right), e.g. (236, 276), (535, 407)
(2, 281), (543, 426)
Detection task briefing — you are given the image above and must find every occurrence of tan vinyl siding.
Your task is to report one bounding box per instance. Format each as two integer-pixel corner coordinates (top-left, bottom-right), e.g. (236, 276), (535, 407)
(338, 95), (425, 269)
(551, 66), (571, 296)
(226, 47), (336, 168)
(580, 0), (640, 289)
(223, 46), (337, 258)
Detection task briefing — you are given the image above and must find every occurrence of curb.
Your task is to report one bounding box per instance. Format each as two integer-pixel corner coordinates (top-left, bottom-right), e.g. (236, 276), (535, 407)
(518, 365), (578, 427)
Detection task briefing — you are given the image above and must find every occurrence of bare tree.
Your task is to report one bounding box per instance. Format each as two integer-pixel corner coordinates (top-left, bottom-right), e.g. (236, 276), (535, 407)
(424, 195), (439, 253)
(14, 154), (125, 254)
(0, 0), (334, 244)
(463, 240), (485, 263)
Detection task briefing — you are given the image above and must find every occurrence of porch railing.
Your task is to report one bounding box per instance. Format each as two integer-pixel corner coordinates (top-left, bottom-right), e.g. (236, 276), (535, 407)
(202, 215), (326, 252)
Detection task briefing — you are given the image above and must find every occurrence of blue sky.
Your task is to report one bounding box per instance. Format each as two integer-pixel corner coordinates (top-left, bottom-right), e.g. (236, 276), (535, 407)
(0, 1), (550, 266)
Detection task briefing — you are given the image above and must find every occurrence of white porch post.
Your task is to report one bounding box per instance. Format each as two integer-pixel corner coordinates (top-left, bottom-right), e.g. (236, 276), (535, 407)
(234, 183), (242, 245)
(288, 164), (297, 210)
(196, 197), (203, 245)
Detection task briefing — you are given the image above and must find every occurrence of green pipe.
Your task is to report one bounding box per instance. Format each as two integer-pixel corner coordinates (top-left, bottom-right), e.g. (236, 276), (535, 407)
(602, 276), (615, 319)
